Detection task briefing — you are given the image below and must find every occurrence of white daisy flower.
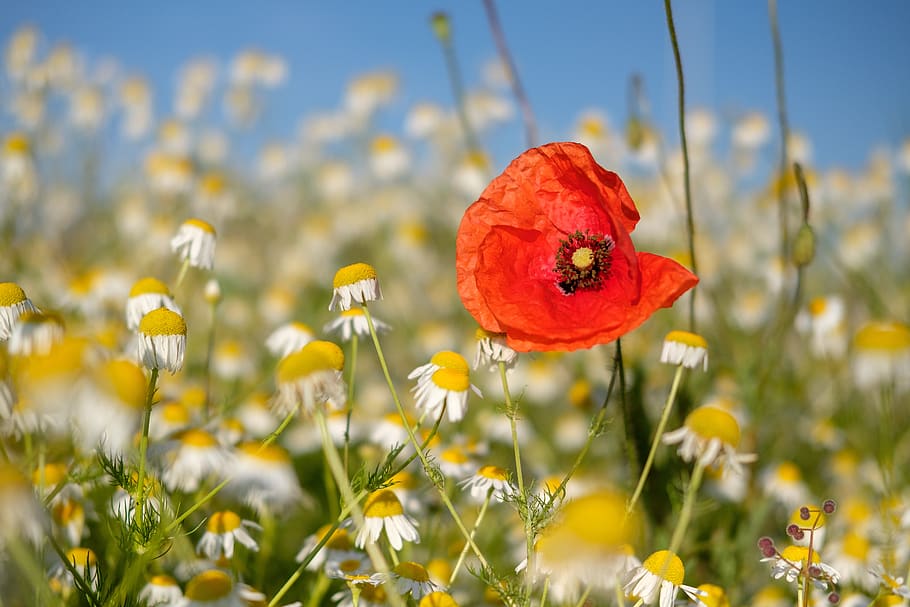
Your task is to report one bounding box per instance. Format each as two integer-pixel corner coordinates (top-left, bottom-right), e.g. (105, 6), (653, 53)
(660, 330), (708, 371)
(265, 321), (315, 358)
(329, 263), (382, 311)
(72, 359), (147, 457)
(137, 308), (187, 374)
(623, 550), (704, 607)
(181, 569), (264, 607)
(171, 218), (217, 270)
(0, 281), (39, 340)
(459, 465), (513, 503)
(373, 561), (439, 600)
(139, 574), (183, 606)
(0, 462), (48, 547)
(156, 428), (230, 493)
(273, 340), (346, 416)
(323, 308), (390, 342)
(409, 351), (481, 423)
(126, 277), (181, 332)
(662, 405), (757, 476)
(8, 310), (64, 356)
(295, 524), (356, 571)
(794, 296), (847, 358)
(852, 321), (910, 392)
(324, 551), (372, 581)
(760, 461), (811, 509)
(761, 545), (840, 589)
(356, 489), (419, 551)
(196, 510), (261, 560)
(225, 442), (306, 515)
(473, 327), (518, 371)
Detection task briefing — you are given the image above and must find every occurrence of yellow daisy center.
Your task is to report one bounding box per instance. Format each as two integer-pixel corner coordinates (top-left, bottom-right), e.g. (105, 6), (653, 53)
(441, 447), (469, 464)
(177, 428), (218, 447)
(200, 173), (226, 194)
(183, 218), (216, 235)
(238, 441), (291, 463)
(684, 406), (741, 447)
(184, 569), (233, 600)
(333, 262), (377, 288)
(779, 545), (821, 566)
(854, 321), (910, 351)
(431, 368), (470, 391)
(360, 584), (388, 603)
(340, 309), (365, 318)
(161, 402), (190, 424)
(53, 499), (83, 524)
(560, 490), (632, 548)
(207, 510), (242, 533)
(394, 561), (430, 582)
(138, 308), (187, 337)
(67, 547), (97, 568)
(808, 297), (827, 316)
(149, 574), (178, 587)
(0, 282), (28, 306)
(474, 327), (505, 341)
(371, 135), (397, 154)
(642, 550), (685, 585)
(775, 462), (802, 483)
(129, 277), (171, 297)
(5, 133), (30, 154)
(842, 532), (869, 559)
(477, 465), (508, 482)
(429, 350), (469, 373)
(98, 360), (147, 409)
(420, 591), (459, 607)
(696, 584), (729, 607)
(363, 489), (404, 518)
(339, 559), (362, 573)
(664, 330), (708, 349)
(34, 462), (68, 486)
(317, 525), (353, 550)
(276, 340), (344, 381)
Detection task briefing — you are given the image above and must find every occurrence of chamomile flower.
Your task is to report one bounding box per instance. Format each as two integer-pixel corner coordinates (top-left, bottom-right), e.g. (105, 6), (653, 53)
(323, 308), (391, 342)
(761, 545), (840, 589)
(869, 566), (910, 599)
(333, 582), (388, 607)
(265, 321), (315, 358)
(0, 282), (39, 340)
(139, 574), (183, 606)
(325, 551), (373, 581)
(197, 510), (261, 560)
(409, 351), (481, 423)
(181, 569), (263, 607)
(438, 444), (475, 478)
(828, 531), (876, 590)
(171, 218), (217, 270)
(356, 489), (420, 551)
(126, 277), (182, 331)
(369, 134), (410, 180)
(760, 461), (810, 509)
(662, 405), (756, 475)
(156, 427), (230, 493)
(137, 308), (187, 373)
(73, 359), (147, 457)
(473, 328), (518, 371)
(211, 339), (255, 381)
(660, 330), (709, 371)
(460, 465), (513, 503)
(329, 263), (382, 311)
(374, 561), (439, 600)
(852, 321), (910, 392)
(795, 296), (847, 358)
(225, 441), (306, 515)
(273, 340), (346, 416)
(623, 550), (704, 607)
(8, 310), (65, 356)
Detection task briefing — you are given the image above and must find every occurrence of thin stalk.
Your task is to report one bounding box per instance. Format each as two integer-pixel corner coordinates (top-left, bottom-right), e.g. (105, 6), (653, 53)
(481, 0), (538, 148)
(361, 303), (491, 570)
(449, 489), (493, 585)
(666, 461), (706, 556)
(174, 259), (191, 289)
(134, 367), (159, 531)
(627, 364), (685, 515)
(768, 0), (792, 262)
(572, 585), (592, 607)
(663, 0), (698, 332)
(343, 333), (358, 475)
(433, 13), (483, 155)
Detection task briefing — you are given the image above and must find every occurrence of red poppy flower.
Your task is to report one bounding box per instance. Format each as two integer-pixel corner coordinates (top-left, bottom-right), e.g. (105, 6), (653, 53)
(456, 142), (697, 352)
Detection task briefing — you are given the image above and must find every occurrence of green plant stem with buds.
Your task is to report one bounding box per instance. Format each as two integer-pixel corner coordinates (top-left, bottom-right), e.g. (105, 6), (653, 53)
(627, 364), (685, 516)
(361, 302), (492, 571)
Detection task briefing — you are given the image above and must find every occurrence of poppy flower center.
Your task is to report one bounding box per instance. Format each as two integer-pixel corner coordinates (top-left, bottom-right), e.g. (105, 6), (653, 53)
(554, 231), (615, 294)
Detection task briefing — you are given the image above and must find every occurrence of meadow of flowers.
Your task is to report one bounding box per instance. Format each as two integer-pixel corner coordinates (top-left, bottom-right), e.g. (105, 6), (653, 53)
(2, 10), (910, 607)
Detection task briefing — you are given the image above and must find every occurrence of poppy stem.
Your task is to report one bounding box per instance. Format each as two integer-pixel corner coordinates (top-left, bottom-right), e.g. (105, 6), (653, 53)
(481, 0), (538, 148)
(626, 364), (685, 515)
(663, 0), (698, 332)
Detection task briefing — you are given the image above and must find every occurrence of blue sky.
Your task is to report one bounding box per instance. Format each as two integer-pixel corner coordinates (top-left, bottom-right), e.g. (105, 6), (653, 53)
(4, 1), (910, 172)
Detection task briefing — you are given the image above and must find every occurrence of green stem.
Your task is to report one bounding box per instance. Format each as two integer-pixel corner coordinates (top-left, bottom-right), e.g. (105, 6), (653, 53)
(312, 409), (406, 607)
(361, 303), (491, 571)
(768, 0), (791, 262)
(627, 364), (685, 515)
(174, 259), (191, 289)
(572, 585), (592, 607)
(666, 461), (706, 556)
(663, 0), (698, 332)
(7, 536), (54, 604)
(344, 334), (358, 476)
(449, 490), (493, 585)
(134, 367), (159, 532)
